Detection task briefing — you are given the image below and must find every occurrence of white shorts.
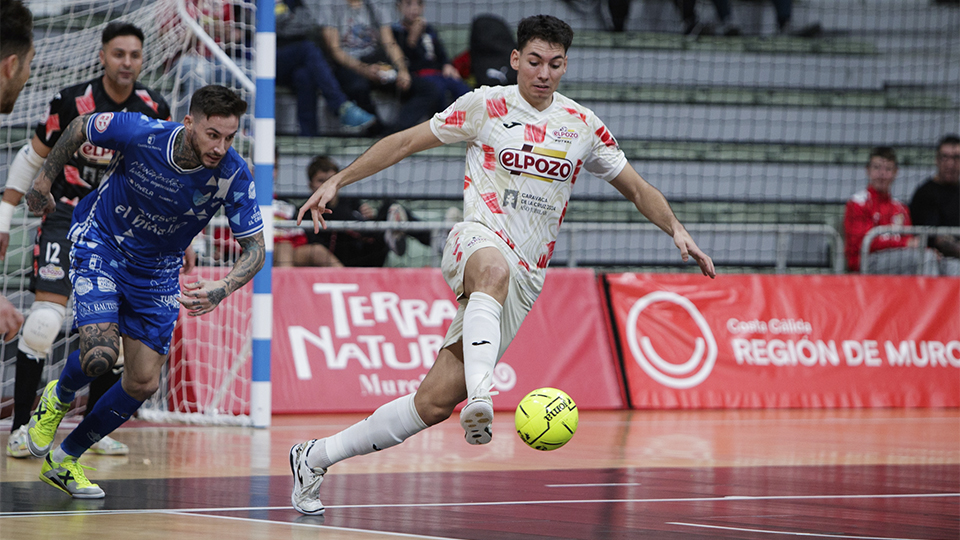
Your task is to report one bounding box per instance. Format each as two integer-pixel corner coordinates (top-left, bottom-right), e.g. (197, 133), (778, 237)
(440, 222), (543, 361)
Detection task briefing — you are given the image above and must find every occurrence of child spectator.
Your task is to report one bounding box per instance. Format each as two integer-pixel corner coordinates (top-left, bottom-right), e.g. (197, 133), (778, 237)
(844, 147), (937, 275)
(391, 0), (471, 129)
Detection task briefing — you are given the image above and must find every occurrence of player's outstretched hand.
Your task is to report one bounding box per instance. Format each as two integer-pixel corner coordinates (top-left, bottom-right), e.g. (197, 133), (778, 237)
(179, 279), (228, 317)
(296, 181), (337, 233)
(0, 296), (24, 342)
(673, 228), (716, 278)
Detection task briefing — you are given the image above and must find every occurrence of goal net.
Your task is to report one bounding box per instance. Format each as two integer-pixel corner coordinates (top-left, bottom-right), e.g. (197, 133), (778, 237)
(0, 0), (258, 426)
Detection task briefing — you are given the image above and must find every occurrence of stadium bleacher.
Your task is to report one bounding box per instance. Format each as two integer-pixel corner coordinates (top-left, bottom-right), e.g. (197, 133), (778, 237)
(274, 0), (958, 273)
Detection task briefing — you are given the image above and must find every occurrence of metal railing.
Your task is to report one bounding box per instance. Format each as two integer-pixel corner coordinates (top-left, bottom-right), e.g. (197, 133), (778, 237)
(275, 220), (845, 273)
(860, 225), (960, 275)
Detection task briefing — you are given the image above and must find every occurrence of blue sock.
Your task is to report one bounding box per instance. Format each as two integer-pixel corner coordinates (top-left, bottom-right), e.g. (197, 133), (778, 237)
(56, 350), (94, 404)
(61, 381), (142, 458)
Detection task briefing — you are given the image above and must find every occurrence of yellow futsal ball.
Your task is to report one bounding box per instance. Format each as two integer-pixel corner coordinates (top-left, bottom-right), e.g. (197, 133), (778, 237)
(515, 387), (579, 451)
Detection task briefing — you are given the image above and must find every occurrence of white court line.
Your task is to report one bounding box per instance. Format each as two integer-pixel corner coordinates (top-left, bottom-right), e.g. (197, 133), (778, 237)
(545, 483), (643, 487)
(2, 492), (957, 518)
(668, 522), (934, 540)
(165, 511), (465, 540)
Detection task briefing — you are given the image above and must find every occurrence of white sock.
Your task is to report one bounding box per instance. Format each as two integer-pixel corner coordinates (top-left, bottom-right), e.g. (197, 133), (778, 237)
(309, 392), (427, 470)
(462, 291), (502, 401)
(51, 445), (69, 463)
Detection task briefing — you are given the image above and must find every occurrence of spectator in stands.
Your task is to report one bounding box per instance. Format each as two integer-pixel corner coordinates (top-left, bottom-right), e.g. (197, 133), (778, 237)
(909, 134), (960, 276)
(391, 0), (471, 131)
(677, 0), (821, 37)
(844, 147), (937, 275)
(677, 0), (740, 36)
(276, 155), (428, 267)
(318, 0), (435, 133)
(275, 0), (375, 135)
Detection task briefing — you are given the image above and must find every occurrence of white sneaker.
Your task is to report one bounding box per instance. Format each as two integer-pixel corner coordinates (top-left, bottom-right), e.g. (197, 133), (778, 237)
(459, 373), (499, 445)
(89, 436), (129, 455)
(460, 397), (494, 445)
(290, 440), (326, 515)
(6, 425), (32, 458)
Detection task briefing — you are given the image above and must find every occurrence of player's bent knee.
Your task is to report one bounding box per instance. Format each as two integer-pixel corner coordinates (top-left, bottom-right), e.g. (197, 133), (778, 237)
(17, 301), (66, 358)
(123, 380), (159, 401)
(418, 401), (455, 426)
(81, 347), (118, 378)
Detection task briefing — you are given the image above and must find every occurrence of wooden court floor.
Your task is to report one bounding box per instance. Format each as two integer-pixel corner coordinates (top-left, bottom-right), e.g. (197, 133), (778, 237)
(1, 408), (958, 539)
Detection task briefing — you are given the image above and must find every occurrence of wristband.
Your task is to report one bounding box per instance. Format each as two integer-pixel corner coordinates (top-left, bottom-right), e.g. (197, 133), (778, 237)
(0, 201), (15, 234)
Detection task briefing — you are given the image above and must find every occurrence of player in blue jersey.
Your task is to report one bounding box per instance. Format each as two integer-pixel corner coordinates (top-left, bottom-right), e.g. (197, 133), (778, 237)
(23, 85), (265, 498)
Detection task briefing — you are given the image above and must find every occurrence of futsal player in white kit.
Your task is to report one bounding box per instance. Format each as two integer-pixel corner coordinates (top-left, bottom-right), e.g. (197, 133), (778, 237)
(290, 14), (715, 515)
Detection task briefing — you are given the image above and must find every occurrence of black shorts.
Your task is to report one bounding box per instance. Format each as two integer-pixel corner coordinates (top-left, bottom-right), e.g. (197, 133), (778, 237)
(30, 203), (74, 297)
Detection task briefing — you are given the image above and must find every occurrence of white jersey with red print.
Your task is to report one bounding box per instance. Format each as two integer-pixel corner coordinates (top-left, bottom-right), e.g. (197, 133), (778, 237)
(429, 85), (627, 273)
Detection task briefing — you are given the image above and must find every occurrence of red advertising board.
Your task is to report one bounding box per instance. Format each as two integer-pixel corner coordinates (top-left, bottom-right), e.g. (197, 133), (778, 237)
(606, 274), (960, 408)
(272, 267), (625, 413)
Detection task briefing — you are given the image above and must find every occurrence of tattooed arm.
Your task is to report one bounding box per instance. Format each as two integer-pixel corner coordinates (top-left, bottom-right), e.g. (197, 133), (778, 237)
(178, 231), (265, 317)
(26, 114), (93, 216)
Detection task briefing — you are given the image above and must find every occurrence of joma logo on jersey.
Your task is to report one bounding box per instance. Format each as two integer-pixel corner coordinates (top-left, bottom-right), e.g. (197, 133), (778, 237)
(498, 148), (572, 182)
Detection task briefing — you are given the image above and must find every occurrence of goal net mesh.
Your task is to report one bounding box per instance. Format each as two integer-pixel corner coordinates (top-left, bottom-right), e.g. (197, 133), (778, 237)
(0, 0), (257, 426)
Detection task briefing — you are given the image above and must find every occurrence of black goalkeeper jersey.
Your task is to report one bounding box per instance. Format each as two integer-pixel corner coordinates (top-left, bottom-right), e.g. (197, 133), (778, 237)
(35, 77), (171, 206)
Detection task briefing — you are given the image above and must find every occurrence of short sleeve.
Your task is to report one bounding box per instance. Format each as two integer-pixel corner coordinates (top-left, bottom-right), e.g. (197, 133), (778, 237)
(429, 88), (485, 144)
(85, 111), (144, 152)
(581, 114), (628, 182)
(35, 92), (70, 148)
(223, 158), (264, 239)
(372, 1), (393, 27)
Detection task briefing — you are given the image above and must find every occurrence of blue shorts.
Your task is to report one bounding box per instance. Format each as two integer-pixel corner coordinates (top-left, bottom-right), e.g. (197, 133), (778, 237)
(70, 243), (181, 355)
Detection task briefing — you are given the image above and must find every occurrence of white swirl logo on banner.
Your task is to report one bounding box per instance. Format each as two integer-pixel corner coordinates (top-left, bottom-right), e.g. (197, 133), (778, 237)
(626, 291), (717, 389)
(492, 362), (517, 391)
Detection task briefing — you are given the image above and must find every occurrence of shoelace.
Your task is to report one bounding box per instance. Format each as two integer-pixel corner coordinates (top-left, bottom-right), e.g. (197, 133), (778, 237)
(34, 399), (67, 439)
(471, 372), (500, 401)
(61, 459), (98, 487)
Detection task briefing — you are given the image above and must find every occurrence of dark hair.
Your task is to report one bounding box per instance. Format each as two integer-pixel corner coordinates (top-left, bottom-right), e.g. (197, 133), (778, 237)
(0, 0), (34, 59)
(189, 85), (247, 119)
(937, 134), (960, 153)
(517, 15), (574, 53)
(102, 21), (145, 47)
(868, 146), (897, 167)
(307, 155), (340, 182)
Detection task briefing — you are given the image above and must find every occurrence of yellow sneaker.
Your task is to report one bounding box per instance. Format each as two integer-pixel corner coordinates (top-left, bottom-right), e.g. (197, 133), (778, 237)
(40, 454), (105, 498)
(27, 380), (70, 458)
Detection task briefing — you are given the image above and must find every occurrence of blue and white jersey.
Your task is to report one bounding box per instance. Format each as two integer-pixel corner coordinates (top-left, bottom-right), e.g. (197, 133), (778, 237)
(70, 112), (263, 267)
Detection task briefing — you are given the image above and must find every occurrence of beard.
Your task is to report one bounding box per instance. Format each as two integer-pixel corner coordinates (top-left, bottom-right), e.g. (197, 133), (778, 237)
(186, 128), (220, 169)
(0, 90), (18, 114)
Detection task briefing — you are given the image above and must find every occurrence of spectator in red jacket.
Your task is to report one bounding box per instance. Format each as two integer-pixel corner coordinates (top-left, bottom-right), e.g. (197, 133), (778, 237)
(844, 146), (938, 274)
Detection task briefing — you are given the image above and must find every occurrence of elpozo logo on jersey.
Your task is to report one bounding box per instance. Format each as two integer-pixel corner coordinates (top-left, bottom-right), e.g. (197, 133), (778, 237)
(79, 142), (115, 165)
(625, 291), (717, 389)
(498, 147), (572, 183)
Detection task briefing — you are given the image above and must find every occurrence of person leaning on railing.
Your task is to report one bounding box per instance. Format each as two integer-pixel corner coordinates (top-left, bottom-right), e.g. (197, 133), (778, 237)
(843, 146), (938, 275)
(909, 134), (960, 276)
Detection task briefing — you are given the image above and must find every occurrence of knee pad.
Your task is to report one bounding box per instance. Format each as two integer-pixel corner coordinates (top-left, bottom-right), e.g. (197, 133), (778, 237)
(17, 301), (66, 358)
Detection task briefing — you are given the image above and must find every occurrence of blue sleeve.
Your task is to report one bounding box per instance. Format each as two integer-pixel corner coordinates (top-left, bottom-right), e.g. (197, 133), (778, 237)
(223, 155), (264, 239)
(85, 111), (147, 152)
